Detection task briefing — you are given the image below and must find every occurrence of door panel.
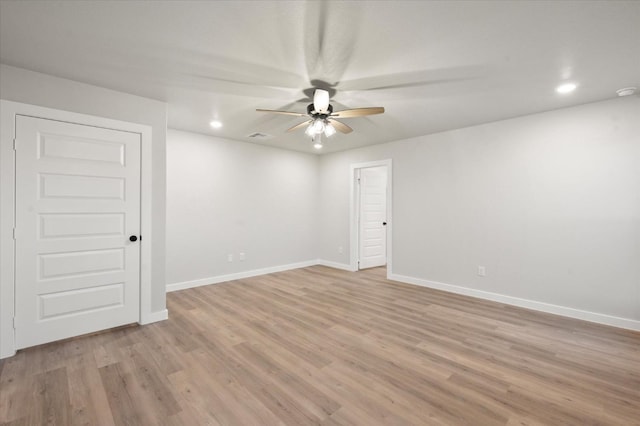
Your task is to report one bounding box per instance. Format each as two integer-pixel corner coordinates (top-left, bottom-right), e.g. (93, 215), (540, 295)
(39, 213), (125, 239)
(39, 248), (125, 279)
(358, 166), (387, 269)
(39, 173), (125, 199)
(15, 116), (141, 349)
(39, 283), (124, 320)
(38, 133), (126, 164)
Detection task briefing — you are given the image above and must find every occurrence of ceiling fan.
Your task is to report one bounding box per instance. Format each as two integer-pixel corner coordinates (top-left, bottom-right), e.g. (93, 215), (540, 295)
(256, 89), (384, 139)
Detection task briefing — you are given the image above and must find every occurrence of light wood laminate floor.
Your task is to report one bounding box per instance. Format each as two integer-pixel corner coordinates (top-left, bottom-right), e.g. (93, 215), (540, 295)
(1, 266), (639, 425)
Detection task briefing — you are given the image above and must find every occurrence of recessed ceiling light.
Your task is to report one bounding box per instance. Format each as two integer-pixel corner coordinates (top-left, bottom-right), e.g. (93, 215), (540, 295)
(556, 82), (577, 94)
(313, 142), (323, 150)
(209, 120), (222, 128)
(616, 87), (636, 97)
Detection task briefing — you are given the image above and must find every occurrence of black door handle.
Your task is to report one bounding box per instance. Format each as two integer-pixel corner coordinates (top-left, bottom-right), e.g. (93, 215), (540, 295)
(129, 235), (138, 242)
(382, 222), (387, 226)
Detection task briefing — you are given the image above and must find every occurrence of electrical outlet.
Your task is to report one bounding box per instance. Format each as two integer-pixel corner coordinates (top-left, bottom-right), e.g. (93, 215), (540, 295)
(338, 246), (343, 254)
(478, 266), (486, 277)
(239, 252), (245, 261)
(227, 254), (233, 262)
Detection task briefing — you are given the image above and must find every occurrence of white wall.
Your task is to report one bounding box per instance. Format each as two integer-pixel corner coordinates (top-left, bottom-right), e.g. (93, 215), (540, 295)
(319, 97), (640, 325)
(166, 129), (319, 288)
(0, 64), (168, 313)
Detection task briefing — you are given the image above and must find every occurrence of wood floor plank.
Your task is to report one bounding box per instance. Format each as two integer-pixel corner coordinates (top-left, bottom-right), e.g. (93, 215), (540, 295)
(29, 366), (71, 426)
(68, 364), (115, 426)
(1, 265), (639, 425)
(98, 362), (149, 426)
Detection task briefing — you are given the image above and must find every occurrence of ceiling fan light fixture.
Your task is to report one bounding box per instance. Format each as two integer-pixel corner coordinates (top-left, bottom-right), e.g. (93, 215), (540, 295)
(313, 89), (330, 113)
(209, 120), (223, 128)
(312, 118), (326, 134)
(314, 142), (323, 149)
(305, 124), (315, 137)
(324, 122), (336, 137)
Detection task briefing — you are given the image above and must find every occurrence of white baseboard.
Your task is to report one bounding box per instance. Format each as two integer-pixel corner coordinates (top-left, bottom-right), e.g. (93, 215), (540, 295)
(140, 308), (168, 324)
(389, 273), (640, 332)
(166, 260), (318, 292)
(315, 259), (357, 272)
(0, 346), (16, 360)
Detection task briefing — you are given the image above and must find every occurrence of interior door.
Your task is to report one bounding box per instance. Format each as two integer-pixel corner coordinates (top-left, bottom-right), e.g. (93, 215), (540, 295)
(358, 166), (387, 269)
(14, 115), (141, 349)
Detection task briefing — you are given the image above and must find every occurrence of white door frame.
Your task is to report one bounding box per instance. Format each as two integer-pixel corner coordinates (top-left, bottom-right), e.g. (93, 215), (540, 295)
(0, 100), (155, 359)
(349, 159), (392, 277)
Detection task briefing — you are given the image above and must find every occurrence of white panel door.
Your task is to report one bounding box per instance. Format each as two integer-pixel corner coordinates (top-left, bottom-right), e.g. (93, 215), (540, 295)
(14, 116), (141, 349)
(358, 166), (387, 269)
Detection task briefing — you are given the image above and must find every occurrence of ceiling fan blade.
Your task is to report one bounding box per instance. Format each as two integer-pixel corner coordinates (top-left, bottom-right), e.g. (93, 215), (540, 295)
(256, 109), (308, 117)
(328, 119), (353, 134)
(331, 107), (385, 118)
(286, 120), (313, 133)
(303, 2), (361, 85)
(337, 67), (484, 92)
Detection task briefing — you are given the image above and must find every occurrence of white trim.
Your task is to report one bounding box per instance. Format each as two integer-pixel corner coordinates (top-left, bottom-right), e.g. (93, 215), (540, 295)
(389, 273), (640, 332)
(316, 259), (357, 272)
(0, 100), (157, 359)
(141, 309), (168, 324)
(350, 159), (393, 277)
(166, 260), (318, 292)
(0, 102), (16, 359)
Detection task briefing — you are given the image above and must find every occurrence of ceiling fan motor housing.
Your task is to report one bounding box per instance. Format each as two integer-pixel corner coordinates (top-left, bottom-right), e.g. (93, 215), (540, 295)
(307, 103), (333, 118)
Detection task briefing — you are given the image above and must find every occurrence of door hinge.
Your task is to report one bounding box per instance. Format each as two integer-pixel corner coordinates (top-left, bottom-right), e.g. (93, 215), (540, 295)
(13, 317), (17, 329)
(12, 228), (17, 240)
(13, 138), (17, 150)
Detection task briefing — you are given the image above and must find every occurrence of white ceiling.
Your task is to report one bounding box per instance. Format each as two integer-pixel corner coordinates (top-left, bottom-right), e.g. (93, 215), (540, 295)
(1, 1), (639, 154)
